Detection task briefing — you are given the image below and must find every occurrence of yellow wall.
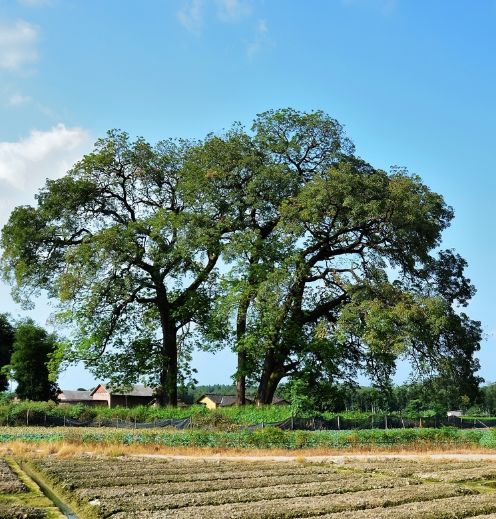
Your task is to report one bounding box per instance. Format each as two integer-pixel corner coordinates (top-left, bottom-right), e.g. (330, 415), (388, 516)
(198, 396), (217, 410)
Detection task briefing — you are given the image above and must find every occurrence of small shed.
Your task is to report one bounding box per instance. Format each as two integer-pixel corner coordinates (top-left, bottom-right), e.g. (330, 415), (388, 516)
(197, 393), (288, 409)
(197, 394), (255, 409)
(90, 384), (155, 408)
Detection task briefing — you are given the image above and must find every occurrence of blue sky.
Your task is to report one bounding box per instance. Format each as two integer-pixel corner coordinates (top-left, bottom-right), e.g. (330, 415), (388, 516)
(0, 0), (494, 389)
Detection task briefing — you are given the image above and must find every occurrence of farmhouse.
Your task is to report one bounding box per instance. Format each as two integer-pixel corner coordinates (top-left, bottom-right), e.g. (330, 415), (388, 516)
(58, 384), (156, 407)
(90, 384), (156, 408)
(197, 393), (288, 409)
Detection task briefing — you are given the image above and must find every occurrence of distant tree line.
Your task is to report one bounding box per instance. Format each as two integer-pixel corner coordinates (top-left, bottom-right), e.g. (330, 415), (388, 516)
(180, 380), (496, 417)
(1, 108), (482, 406)
(277, 378), (496, 417)
(0, 314), (59, 401)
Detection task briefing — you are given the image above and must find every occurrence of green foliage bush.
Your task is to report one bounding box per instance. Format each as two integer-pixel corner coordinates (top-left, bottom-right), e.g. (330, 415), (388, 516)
(0, 401), (293, 426)
(479, 429), (496, 448)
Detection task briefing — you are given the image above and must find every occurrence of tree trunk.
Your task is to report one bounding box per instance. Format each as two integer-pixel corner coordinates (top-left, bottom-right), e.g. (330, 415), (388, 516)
(256, 349), (285, 404)
(162, 321), (178, 406)
(236, 351), (246, 406)
(157, 300), (178, 407)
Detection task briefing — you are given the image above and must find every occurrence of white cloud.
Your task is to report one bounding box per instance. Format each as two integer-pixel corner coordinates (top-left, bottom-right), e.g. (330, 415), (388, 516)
(215, 0), (251, 22)
(7, 93), (31, 106)
(177, 0), (204, 34)
(0, 20), (38, 70)
(0, 124), (91, 225)
(247, 19), (269, 58)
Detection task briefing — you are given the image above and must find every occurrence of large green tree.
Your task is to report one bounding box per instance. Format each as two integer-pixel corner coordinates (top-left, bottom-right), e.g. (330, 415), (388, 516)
(1, 110), (481, 406)
(1, 131), (231, 405)
(204, 111), (480, 404)
(196, 109), (355, 403)
(0, 314), (15, 391)
(243, 160), (481, 403)
(10, 320), (59, 401)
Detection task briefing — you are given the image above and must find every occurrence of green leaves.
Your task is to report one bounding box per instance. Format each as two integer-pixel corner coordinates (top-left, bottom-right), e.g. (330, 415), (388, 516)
(9, 320), (60, 401)
(0, 109), (480, 406)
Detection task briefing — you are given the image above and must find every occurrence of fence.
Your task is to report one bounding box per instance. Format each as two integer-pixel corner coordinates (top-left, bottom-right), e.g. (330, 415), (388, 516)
(4, 412), (193, 429)
(243, 415), (494, 431)
(4, 410), (494, 430)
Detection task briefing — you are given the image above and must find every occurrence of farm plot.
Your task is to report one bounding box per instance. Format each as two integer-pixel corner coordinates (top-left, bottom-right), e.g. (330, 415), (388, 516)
(341, 459), (496, 482)
(28, 456), (496, 519)
(0, 457), (56, 518)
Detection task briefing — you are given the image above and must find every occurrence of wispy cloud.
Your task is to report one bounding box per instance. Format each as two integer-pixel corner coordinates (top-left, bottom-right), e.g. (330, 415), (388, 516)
(177, 0), (252, 33)
(215, 0), (251, 22)
(177, 0), (205, 34)
(17, 0), (53, 6)
(247, 19), (269, 58)
(7, 92), (31, 106)
(341, 0), (396, 16)
(4, 91), (55, 117)
(0, 20), (38, 71)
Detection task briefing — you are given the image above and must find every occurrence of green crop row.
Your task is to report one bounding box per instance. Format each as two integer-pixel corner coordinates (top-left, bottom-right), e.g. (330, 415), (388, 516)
(0, 426), (494, 449)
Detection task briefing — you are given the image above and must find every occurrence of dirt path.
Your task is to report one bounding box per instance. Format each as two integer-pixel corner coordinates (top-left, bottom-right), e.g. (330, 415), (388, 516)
(132, 452), (496, 462)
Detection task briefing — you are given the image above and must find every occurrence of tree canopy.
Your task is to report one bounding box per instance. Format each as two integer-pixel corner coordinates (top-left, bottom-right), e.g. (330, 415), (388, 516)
(9, 320), (59, 401)
(0, 314), (15, 391)
(0, 108), (481, 406)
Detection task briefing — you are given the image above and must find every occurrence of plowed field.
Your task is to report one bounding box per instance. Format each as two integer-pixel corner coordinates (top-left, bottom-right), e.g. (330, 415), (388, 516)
(26, 456), (496, 518)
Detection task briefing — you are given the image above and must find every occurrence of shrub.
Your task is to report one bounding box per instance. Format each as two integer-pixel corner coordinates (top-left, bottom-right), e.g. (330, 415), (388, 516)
(479, 429), (496, 448)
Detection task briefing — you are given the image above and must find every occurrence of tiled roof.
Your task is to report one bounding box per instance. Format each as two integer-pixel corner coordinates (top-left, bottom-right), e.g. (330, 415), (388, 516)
(90, 384), (155, 398)
(58, 390), (92, 401)
(108, 384), (155, 397)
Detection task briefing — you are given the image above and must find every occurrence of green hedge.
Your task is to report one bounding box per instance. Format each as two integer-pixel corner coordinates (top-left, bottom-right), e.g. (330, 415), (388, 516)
(0, 400), (494, 430)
